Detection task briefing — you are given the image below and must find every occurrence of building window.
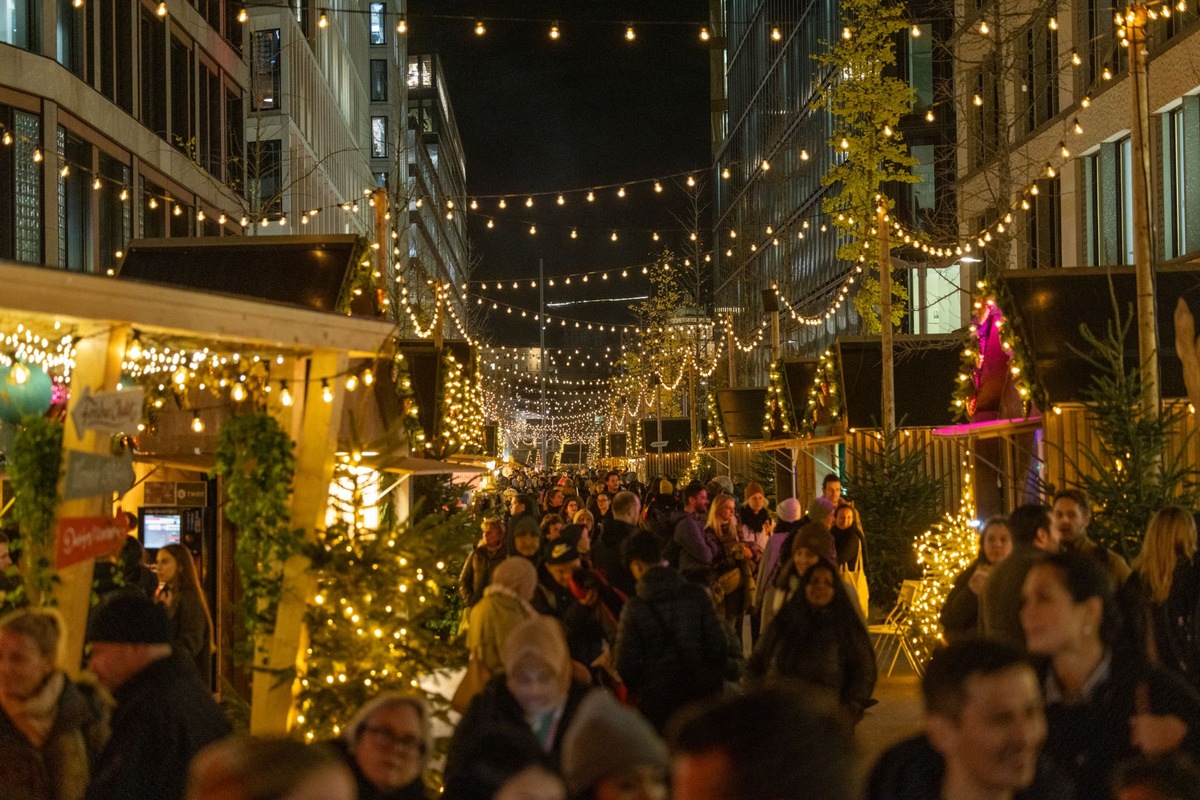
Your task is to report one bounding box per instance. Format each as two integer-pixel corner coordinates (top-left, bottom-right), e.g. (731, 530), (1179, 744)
(58, 128), (93, 272)
(1117, 136), (1134, 265)
(0, 107), (42, 263)
(370, 59), (388, 102)
(98, 152), (131, 273)
(140, 7), (167, 137)
(1084, 153), (1102, 265)
(1, 0), (39, 51)
(371, 116), (388, 158)
(1164, 105), (1188, 259)
(907, 24), (933, 108)
(57, 0), (89, 79)
(910, 144), (936, 231)
(197, 61), (222, 177)
(248, 139), (282, 217)
(1025, 177), (1061, 267)
(170, 36), (194, 156)
(374, 171), (388, 188)
(969, 67), (999, 168)
(369, 2), (384, 44)
(251, 28), (281, 111)
(99, 0), (135, 113)
(1021, 11), (1058, 133)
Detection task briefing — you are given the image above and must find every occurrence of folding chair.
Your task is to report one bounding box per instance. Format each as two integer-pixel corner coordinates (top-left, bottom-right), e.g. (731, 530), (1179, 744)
(867, 580), (925, 677)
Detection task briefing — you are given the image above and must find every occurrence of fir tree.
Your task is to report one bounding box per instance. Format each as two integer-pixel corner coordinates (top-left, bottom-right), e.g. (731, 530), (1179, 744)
(816, 0), (917, 332)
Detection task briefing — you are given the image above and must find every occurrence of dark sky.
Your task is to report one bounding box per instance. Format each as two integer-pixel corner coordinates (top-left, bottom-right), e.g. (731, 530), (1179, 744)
(410, 1), (712, 348)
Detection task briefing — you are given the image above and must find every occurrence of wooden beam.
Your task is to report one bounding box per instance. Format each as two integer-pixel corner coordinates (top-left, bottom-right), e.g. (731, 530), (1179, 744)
(53, 324), (128, 674)
(249, 350), (348, 735)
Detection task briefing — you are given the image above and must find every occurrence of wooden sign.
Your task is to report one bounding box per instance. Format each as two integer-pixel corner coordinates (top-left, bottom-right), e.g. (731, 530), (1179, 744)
(63, 450), (136, 501)
(70, 386), (145, 438)
(55, 516), (127, 568)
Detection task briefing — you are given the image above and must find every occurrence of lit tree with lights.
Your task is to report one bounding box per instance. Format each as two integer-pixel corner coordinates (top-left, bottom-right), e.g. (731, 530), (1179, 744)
(294, 460), (477, 748)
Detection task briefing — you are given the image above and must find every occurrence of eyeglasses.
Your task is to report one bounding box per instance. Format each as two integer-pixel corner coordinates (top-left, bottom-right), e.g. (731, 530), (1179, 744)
(362, 726), (425, 753)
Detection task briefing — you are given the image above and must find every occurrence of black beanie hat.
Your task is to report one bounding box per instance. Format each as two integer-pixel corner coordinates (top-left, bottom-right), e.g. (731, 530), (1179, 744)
(87, 591), (171, 644)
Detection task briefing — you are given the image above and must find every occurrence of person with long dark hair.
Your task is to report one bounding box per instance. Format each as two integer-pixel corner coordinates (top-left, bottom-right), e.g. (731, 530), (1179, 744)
(155, 544), (215, 686)
(1021, 552), (1200, 798)
(747, 559), (876, 722)
(940, 516), (1014, 643)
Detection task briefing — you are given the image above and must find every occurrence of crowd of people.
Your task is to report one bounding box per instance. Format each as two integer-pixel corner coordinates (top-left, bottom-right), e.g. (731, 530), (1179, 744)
(8, 470), (1200, 799)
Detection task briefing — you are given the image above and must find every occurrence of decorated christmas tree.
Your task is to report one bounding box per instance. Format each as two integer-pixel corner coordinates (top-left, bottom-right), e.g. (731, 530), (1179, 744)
(294, 461), (477, 748)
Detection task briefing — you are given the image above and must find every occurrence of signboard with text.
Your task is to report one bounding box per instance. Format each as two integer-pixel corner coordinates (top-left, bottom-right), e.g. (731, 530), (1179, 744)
(55, 516), (126, 569)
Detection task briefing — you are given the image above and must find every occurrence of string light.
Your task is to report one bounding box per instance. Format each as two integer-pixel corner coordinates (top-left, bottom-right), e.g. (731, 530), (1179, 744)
(625, 25), (636, 41)
(396, 17), (406, 33)
(549, 22), (560, 39)
(191, 411), (205, 433)
(699, 26), (710, 41)
(474, 20), (485, 35)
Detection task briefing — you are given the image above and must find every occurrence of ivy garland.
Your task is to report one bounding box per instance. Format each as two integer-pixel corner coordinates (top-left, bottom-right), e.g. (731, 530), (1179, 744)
(803, 350), (843, 434)
(707, 389), (728, 447)
(392, 352), (427, 451)
(336, 237), (380, 315)
(949, 277), (1043, 422)
(213, 412), (303, 657)
(5, 416), (64, 606)
(763, 360), (793, 439)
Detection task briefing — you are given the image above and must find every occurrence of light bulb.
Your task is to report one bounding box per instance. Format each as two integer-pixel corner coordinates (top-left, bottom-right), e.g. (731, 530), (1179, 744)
(611, 232), (618, 241)
(911, 24), (921, 36)
(586, 191), (595, 202)
(92, 177), (102, 190)
(772, 26), (782, 40)
(60, 165), (70, 177)
(549, 23), (559, 39)
(280, 382), (293, 407)
(32, 149), (42, 162)
(8, 361), (30, 385)
(474, 20), (485, 35)
(700, 26), (710, 41)
(617, 186), (626, 198)
(322, 380), (333, 403)
(654, 181), (663, 192)
(1073, 120), (1083, 135)
(396, 18), (406, 34)
(1060, 142), (1070, 158)
(525, 196), (533, 207)
(486, 219), (494, 228)
(237, 7), (247, 22)
(925, 109), (935, 122)
(1048, 16), (1058, 29)
(721, 167), (731, 179)
(127, 337), (143, 360)
(173, 205), (182, 216)
(155, 0), (166, 16)
(570, 229), (578, 239)
(363, 369), (374, 387)
(761, 159), (771, 170)
(318, 12), (327, 28)
(842, 26), (851, 39)
(1072, 51), (1082, 65)
(498, 198), (507, 209)
(978, 20), (989, 33)
(191, 412), (205, 433)
(556, 194), (565, 205)
(625, 25), (635, 41)
(529, 224), (536, 235)
(231, 383), (247, 402)
(148, 197), (158, 209)
(1, 132), (10, 145)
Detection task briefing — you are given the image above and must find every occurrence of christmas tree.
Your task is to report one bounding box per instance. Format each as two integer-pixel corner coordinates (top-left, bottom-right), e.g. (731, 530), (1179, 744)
(294, 460), (477, 750)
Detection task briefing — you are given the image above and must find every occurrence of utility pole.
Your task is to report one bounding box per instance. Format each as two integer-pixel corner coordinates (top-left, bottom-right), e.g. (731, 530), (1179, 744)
(1127, 6), (1160, 417)
(539, 258), (548, 469)
(878, 203), (896, 438)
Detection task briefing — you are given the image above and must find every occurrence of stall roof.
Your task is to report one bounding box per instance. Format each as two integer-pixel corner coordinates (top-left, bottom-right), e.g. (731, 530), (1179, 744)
(838, 334), (961, 429)
(0, 261), (395, 356)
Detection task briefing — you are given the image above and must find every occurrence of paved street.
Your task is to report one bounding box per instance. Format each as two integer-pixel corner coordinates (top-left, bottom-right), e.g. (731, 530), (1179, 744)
(856, 668), (924, 782)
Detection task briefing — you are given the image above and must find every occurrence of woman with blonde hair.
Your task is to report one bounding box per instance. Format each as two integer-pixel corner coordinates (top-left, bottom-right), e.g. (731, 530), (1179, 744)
(705, 493), (755, 626)
(1120, 505), (1200, 684)
(0, 607), (111, 800)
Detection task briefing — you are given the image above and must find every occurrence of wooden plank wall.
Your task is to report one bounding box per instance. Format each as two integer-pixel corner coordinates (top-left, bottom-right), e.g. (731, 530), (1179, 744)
(844, 429), (971, 514)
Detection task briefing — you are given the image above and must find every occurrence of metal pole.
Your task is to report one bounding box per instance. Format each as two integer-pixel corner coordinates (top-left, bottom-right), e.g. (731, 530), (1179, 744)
(1128, 7), (1160, 418)
(539, 258), (548, 469)
(878, 204), (896, 438)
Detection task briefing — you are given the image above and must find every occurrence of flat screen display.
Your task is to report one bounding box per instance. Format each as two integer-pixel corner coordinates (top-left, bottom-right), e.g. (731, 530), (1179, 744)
(142, 512), (182, 549)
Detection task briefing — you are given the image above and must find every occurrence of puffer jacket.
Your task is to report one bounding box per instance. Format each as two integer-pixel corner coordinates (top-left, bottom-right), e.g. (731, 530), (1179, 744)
(613, 565), (727, 731)
(0, 675), (111, 800)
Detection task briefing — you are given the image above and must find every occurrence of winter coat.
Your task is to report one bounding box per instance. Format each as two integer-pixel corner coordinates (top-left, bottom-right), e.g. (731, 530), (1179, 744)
(561, 584), (623, 667)
(0, 675), (111, 800)
(506, 511), (541, 548)
(939, 559), (986, 644)
(673, 512), (720, 584)
(84, 649), (231, 800)
(330, 738), (429, 800)
(737, 506), (771, 554)
(531, 566), (575, 618)
(754, 531), (790, 617)
(467, 588), (536, 675)
(161, 588), (212, 688)
(747, 592), (876, 720)
(1119, 556), (1200, 686)
(590, 518), (639, 597)
(613, 565), (728, 731)
(1041, 649), (1200, 800)
(832, 524), (866, 572)
(444, 675), (593, 791)
(459, 544), (508, 607)
(980, 543), (1046, 651)
(866, 734), (1075, 800)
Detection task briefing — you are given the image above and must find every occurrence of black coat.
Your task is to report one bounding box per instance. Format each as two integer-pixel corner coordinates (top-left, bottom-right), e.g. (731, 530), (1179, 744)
(590, 518), (639, 597)
(1041, 650), (1200, 800)
(866, 734), (1074, 800)
(84, 649), (231, 800)
(939, 559), (985, 644)
(746, 594), (876, 719)
(613, 565), (727, 731)
(1118, 556), (1200, 687)
(443, 675), (592, 792)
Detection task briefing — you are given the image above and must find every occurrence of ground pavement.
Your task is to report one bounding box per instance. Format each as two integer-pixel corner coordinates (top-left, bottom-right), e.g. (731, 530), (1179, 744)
(857, 668), (923, 781)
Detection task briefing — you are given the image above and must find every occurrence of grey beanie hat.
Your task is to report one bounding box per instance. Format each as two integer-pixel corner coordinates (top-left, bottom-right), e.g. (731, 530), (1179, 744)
(561, 690), (669, 793)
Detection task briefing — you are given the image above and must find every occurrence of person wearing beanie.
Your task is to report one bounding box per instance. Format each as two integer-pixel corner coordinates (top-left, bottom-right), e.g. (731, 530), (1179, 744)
(84, 591), (230, 800)
(560, 690), (669, 800)
(766, 520), (864, 627)
(445, 617), (594, 790)
(534, 543), (582, 618)
(468, 557), (539, 676)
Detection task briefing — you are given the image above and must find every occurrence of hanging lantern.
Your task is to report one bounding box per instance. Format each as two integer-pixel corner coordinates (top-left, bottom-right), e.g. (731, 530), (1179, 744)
(0, 362), (54, 423)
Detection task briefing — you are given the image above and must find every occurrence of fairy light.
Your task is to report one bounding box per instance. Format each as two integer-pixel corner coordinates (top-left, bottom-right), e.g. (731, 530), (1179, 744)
(191, 411), (205, 433)
(549, 22), (560, 39)
(474, 20), (485, 35)
(625, 25), (636, 41)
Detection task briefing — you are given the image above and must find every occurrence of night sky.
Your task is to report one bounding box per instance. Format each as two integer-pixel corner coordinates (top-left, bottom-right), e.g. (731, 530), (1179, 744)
(410, 1), (712, 347)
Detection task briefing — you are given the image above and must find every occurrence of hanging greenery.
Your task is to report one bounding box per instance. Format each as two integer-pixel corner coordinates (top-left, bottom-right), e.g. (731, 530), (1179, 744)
(815, 0), (916, 332)
(392, 351), (428, 452)
(803, 350), (843, 434)
(336, 237), (380, 314)
(213, 412), (302, 656)
(707, 388), (728, 447)
(4, 416), (64, 606)
(763, 360), (793, 439)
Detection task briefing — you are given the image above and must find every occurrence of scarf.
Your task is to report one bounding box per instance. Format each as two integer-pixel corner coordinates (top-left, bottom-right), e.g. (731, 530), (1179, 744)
(0, 670), (65, 748)
(483, 582), (537, 617)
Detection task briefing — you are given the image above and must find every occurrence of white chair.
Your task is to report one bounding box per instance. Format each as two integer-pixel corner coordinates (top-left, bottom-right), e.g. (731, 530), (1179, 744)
(867, 580), (925, 677)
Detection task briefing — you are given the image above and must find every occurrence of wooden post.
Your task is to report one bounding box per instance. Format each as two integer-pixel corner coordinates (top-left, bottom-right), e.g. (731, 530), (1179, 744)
(53, 324), (129, 674)
(1128, 7), (1159, 417)
(878, 204), (896, 437)
(250, 349), (348, 735)
(373, 187), (390, 283)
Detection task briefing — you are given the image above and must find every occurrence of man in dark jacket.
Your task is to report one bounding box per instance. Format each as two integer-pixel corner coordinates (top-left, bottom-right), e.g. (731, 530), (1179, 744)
(84, 591), (231, 800)
(507, 493), (541, 543)
(866, 640), (1070, 800)
(591, 490), (641, 597)
(615, 532), (727, 732)
(673, 481), (714, 583)
(980, 504), (1059, 650)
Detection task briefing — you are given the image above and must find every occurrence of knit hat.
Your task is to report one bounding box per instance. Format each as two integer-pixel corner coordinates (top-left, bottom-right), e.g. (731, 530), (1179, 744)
(489, 557), (539, 601)
(87, 591), (171, 644)
(790, 522), (835, 562)
(807, 496), (836, 522)
(561, 690), (670, 794)
(744, 481), (765, 501)
(777, 497), (802, 523)
(545, 542), (580, 565)
(658, 478), (674, 495)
